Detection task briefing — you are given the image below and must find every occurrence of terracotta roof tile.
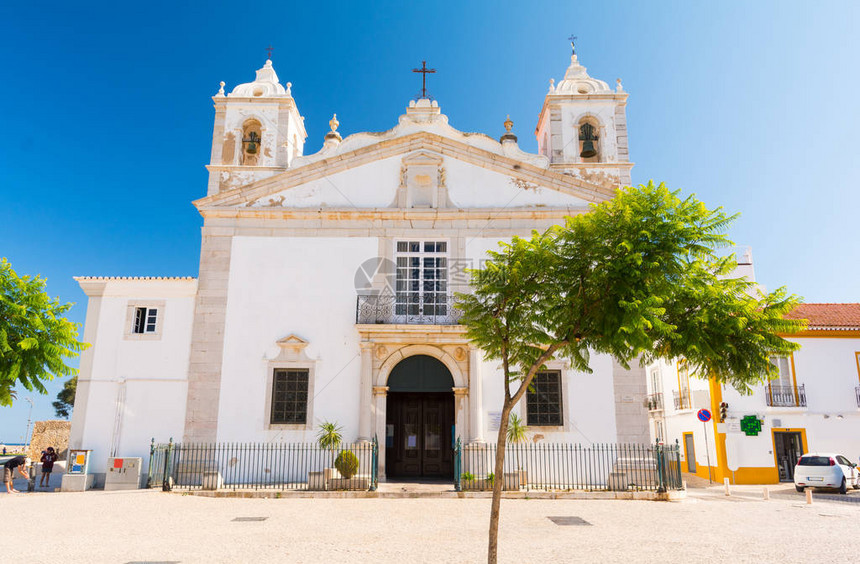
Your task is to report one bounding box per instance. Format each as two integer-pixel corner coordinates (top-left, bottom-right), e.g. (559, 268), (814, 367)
(784, 303), (860, 329)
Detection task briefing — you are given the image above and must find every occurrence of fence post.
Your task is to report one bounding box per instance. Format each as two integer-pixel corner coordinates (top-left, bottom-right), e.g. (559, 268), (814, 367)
(146, 438), (155, 489)
(454, 437), (462, 492)
(162, 437), (173, 492)
(655, 439), (666, 493)
(370, 435), (378, 491)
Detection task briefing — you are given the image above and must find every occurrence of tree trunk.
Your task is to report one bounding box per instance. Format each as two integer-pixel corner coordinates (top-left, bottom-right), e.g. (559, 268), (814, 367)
(487, 400), (514, 564)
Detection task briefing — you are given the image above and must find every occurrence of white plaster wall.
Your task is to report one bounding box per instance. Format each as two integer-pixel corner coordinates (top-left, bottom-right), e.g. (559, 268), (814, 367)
(790, 337), (860, 412)
(70, 282), (196, 476)
(445, 158), (590, 209)
(252, 154), (592, 210)
(218, 236), (378, 443)
(254, 156), (401, 208)
(565, 354), (618, 443)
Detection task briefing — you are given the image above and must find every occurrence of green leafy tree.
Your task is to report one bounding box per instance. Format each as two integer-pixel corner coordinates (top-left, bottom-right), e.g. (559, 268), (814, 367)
(0, 259), (87, 406)
(53, 375), (77, 418)
(456, 182), (805, 564)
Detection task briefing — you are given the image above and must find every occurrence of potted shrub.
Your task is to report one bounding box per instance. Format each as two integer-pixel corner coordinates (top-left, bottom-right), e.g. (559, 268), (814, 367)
(330, 449), (368, 490)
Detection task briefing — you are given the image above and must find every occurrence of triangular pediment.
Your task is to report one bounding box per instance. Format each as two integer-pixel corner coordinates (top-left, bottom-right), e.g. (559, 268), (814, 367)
(277, 334), (308, 347)
(195, 132), (618, 212)
(401, 150), (443, 166)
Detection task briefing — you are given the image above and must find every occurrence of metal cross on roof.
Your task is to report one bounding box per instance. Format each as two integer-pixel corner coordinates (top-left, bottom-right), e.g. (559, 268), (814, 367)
(568, 34), (578, 55)
(412, 60), (436, 100)
(266, 45), (274, 59)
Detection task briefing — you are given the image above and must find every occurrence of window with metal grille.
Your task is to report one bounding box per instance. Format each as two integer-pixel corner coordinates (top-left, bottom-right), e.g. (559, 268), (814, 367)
(526, 370), (563, 426)
(132, 307), (158, 334)
(270, 369), (309, 424)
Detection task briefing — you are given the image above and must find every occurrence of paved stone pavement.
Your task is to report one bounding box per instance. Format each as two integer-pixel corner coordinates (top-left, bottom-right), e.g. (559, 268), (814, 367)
(5, 484), (860, 563)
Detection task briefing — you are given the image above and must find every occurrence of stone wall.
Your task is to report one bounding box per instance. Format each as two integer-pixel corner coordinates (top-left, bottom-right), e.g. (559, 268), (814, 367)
(28, 420), (71, 461)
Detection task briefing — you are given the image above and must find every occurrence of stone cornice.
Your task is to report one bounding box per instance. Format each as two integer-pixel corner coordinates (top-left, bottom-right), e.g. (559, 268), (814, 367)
(549, 162), (635, 170)
(73, 277), (198, 297)
(194, 131), (618, 210)
(535, 93), (628, 135)
(356, 324), (470, 344)
(197, 206), (590, 221)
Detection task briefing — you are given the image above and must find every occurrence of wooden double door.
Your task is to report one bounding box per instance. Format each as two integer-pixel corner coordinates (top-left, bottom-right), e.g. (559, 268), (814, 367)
(386, 392), (454, 479)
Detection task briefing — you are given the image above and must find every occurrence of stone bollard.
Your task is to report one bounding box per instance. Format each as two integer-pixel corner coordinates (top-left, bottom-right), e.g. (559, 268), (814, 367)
(724, 478), (730, 496)
(762, 487), (769, 500)
(805, 488), (813, 505)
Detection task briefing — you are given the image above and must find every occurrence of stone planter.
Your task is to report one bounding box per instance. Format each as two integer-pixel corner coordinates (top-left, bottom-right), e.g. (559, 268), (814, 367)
(607, 471), (628, 491)
(328, 476), (370, 491)
(503, 472), (521, 491)
(308, 471), (326, 491)
(201, 470), (223, 491)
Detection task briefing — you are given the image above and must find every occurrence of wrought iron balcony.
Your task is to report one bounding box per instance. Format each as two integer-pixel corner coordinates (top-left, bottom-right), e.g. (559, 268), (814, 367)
(356, 294), (463, 325)
(672, 390), (691, 411)
(766, 384), (807, 407)
(645, 393), (663, 412)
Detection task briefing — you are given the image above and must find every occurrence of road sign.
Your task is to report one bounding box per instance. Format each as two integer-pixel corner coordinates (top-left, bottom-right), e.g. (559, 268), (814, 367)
(697, 409), (712, 422)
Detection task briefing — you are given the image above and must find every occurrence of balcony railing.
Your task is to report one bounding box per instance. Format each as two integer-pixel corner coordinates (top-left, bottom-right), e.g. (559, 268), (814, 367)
(672, 390), (691, 411)
(855, 386), (860, 408)
(645, 393), (663, 412)
(766, 384), (807, 407)
(356, 294), (463, 325)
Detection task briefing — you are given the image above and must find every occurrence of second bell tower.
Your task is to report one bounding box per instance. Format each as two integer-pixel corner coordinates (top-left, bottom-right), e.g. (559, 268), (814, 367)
(535, 43), (632, 186)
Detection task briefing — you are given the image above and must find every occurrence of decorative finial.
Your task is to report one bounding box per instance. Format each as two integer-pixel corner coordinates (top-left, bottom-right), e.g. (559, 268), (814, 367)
(500, 114), (518, 143)
(616, 78), (624, 93)
(217, 81), (225, 96)
(568, 34), (577, 55)
(325, 113), (342, 143)
(266, 45), (274, 60)
(286, 82), (292, 96)
(548, 78), (555, 93)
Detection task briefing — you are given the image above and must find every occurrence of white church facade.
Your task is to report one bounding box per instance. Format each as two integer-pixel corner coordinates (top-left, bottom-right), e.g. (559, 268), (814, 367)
(69, 47), (652, 484)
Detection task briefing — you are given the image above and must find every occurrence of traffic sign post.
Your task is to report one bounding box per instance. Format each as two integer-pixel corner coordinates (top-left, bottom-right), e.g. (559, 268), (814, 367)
(697, 409), (713, 484)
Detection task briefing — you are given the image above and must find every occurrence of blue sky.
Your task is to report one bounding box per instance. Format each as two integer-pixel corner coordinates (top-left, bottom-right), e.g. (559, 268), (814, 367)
(1, 1), (857, 438)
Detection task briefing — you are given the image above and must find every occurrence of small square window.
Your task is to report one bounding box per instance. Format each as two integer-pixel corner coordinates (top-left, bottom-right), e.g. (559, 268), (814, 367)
(132, 307), (158, 334)
(527, 371), (563, 426)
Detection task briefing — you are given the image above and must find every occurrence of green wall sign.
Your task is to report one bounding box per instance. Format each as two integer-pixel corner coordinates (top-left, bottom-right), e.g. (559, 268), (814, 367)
(740, 415), (762, 436)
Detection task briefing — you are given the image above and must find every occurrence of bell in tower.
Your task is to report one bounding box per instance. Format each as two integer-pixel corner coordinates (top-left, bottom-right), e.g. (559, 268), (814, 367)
(579, 122), (598, 159)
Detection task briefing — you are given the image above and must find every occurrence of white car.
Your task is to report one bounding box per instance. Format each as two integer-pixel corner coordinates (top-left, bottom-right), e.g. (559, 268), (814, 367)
(794, 453), (860, 494)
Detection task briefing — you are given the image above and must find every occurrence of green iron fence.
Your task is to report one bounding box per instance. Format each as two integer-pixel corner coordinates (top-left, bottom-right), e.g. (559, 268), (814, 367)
(453, 439), (683, 492)
(148, 437), (378, 492)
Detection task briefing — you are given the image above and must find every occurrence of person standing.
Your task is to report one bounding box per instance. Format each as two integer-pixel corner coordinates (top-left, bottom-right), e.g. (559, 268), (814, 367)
(4, 456), (30, 493)
(39, 447), (58, 488)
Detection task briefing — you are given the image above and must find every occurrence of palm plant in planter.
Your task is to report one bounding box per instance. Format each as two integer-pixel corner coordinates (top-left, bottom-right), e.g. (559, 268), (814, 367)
(317, 420), (343, 480)
(506, 414), (529, 488)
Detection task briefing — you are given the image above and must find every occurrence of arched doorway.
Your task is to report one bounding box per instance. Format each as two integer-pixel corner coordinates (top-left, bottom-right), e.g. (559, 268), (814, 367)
(385, 355), (455, 479)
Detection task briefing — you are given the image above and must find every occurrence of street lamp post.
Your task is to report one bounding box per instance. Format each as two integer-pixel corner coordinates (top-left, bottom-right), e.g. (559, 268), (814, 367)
(23, 397), (34, 446)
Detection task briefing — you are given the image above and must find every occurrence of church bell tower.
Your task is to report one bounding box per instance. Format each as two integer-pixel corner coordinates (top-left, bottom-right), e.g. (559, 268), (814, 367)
(535, 42), (632, 186)
(205, 59), (308, 196)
